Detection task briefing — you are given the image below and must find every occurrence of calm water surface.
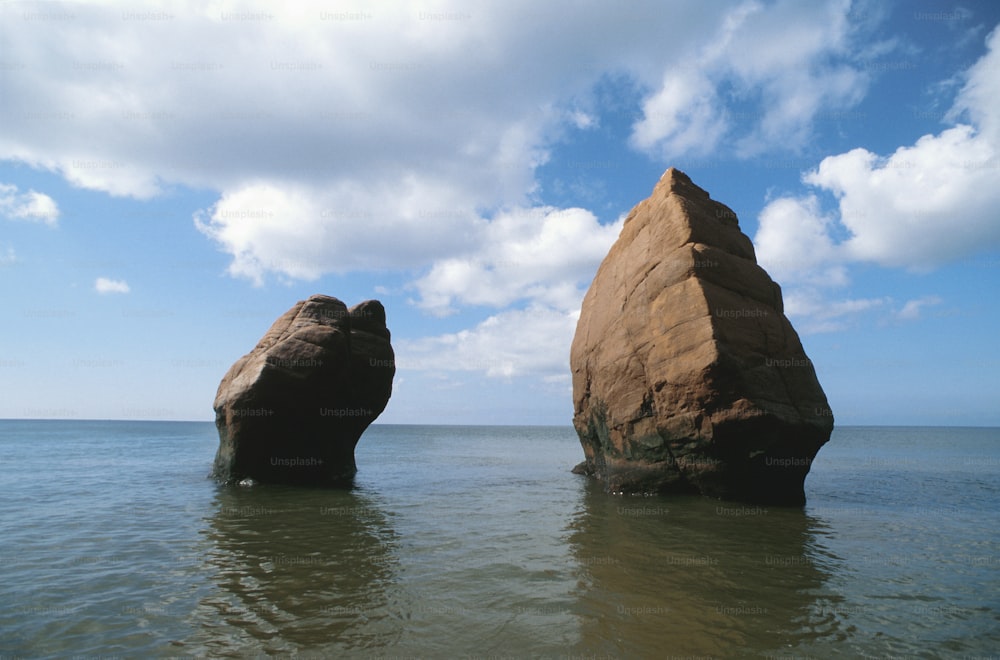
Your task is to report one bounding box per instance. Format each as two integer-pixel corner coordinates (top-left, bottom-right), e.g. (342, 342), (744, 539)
(1, 421), (998, 657)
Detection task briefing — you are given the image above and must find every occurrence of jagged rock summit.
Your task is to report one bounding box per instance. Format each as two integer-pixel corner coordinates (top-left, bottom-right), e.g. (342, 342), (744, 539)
(212, 294), (394, 485)
(570, 168), (833, 505)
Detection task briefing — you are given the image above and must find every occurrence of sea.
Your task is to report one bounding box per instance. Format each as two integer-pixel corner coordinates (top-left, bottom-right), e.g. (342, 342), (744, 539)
(0, 421), (997, 659)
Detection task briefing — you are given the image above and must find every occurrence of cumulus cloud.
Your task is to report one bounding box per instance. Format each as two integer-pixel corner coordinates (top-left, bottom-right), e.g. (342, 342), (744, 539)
(194, 177), (482, 284)
(0, 183), (59, 225)
(754, 195), (846, 287)
(396, 306), (578, 379)
(95, 277), (130, 294)
(631, 0), (869, 159)
(411, 207), (624, 315)
(1, 2), (570, 204)
(807, 25), (1000, 270)
(754, 26), (1000, 332)
(806, 124), (1000, 268)
(631, 68), (728, 157)
(403, 206), (623, 378)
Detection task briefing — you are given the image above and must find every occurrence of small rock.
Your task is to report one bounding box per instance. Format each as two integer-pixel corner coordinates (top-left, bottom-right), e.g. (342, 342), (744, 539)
(212, 294), (394, 485)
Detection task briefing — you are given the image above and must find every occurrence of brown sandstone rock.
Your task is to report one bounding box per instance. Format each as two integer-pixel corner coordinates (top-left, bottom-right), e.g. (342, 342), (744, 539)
(570, 168), (832, 505)
(212, 294), (394, 485)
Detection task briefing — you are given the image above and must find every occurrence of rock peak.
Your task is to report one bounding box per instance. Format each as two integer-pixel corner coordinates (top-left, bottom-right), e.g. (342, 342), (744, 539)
(653, 167), (709, 200)
(656, 166), (689, 187)
(571, 169), (832, 505)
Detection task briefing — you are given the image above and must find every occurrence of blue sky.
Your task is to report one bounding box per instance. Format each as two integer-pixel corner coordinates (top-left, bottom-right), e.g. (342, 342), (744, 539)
(1, 0), (998, 426)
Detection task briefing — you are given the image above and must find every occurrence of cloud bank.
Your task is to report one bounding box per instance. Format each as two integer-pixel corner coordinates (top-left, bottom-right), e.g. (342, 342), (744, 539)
(3, 0), (996, 372)
(2, 0), (875, 282)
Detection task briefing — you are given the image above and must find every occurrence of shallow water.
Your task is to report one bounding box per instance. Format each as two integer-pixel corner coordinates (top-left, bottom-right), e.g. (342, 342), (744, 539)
(1, 422), (997, 657)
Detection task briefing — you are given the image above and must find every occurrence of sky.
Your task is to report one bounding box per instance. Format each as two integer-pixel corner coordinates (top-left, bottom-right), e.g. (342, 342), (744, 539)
(1, 0), (998, 426)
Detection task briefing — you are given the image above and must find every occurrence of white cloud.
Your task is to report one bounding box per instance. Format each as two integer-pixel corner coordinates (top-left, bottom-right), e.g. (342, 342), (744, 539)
(754, 26), (1000, 331)
(631, 67), (728, 157)
(631, 0), (869, 159)
(194, 177), (482, 284)
(569, 111), (596, 130)
(755, 194), (846, 287)
(0, 183), (59, 225)
(896, 295), (943, 321)
(1, 2), (571, 205)
(95, 277), (130, 295)
(411, 207), (623, 315)
(396, 306), (578, 379)
(806, 125), (1000, 268)
(783, 289), (890, 334)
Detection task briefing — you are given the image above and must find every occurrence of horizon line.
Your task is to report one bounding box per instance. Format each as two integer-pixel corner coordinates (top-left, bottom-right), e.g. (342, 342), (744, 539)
(0, 418), (998, 430)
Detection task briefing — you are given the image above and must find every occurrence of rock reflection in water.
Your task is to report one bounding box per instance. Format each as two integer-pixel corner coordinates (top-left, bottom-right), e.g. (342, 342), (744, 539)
(188, 484), (403, 655)
(565, 479), (846, 656)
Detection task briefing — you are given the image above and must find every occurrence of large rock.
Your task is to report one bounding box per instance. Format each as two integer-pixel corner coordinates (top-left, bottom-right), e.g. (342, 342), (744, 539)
(212, 294), (394, 485)
(570, 168), (832, 505)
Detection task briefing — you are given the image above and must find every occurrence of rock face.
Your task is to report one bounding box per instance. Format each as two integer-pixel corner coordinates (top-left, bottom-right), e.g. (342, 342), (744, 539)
(212, 295), (394, 485)
(570, 168), (832, 505)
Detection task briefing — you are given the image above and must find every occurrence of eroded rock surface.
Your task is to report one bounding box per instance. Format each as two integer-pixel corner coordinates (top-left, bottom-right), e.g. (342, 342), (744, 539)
(570, 169), (832, 505)
(212, 295), (394, 485)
